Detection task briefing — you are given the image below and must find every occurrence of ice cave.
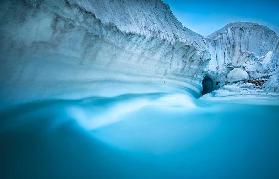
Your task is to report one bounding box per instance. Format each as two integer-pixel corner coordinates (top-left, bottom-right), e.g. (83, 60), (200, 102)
(201, 75), (215, 95)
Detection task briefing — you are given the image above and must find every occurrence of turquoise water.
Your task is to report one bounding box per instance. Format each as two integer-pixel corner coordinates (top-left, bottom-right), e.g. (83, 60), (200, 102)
(1, 92), (279, 178)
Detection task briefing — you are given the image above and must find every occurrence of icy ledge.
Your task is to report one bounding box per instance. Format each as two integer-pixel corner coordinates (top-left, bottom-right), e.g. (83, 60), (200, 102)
(0, 0), (209, 108)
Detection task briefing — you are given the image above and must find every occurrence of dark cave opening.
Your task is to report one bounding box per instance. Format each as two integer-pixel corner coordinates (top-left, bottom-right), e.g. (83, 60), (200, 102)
(202, 75), (214, 95)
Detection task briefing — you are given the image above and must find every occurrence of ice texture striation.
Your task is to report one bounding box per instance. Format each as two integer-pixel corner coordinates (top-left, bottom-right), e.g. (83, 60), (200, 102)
(206, 22), (279, 96)
(0, 1), (278, 106)
(208, 22), (279, 72)
(0, 0), (210, 106)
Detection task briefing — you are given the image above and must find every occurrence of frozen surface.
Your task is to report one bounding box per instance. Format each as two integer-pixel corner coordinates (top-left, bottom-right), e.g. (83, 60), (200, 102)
(0, 0), (209, 107)
(1, 2), (279, 103)
(206, 22), (279, 97)
(72, 0), (206, 48)
(208, 22), (279, 73)
(227, 68), (249, 82)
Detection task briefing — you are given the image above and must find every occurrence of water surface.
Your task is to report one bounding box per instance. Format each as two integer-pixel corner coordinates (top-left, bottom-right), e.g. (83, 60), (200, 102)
(1, 92), (279, 178)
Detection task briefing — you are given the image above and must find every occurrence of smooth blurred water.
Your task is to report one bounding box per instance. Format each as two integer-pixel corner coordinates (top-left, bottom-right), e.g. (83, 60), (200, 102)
(1, 92), (279, 178)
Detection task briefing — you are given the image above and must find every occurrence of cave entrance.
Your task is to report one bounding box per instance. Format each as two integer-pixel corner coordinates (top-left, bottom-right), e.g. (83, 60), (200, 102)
(202, 75), (214, 95)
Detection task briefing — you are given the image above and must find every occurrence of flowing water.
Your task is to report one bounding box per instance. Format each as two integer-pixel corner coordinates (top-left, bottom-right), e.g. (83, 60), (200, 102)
(1, 91), (279, 178)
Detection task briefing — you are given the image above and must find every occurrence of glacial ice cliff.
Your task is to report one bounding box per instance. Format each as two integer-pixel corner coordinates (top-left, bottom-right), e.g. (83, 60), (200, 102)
(205, 22), (279, 96)
(0, 0), (210, 107)
(0, 0), (278, 107)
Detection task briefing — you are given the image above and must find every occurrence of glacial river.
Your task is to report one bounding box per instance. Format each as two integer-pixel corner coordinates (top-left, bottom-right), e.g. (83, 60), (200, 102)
(1, 92), (279, 178)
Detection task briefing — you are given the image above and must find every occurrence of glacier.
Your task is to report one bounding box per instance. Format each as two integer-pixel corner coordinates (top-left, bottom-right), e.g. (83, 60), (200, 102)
(0, 0), (210, 109)
(0, 0), (279, 178)
(205, 22), (279, 97)
(0, 1), (278, 106)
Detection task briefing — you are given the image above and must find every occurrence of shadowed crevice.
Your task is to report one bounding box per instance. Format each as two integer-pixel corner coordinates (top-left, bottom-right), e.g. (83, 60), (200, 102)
(202, 75), (214, 95)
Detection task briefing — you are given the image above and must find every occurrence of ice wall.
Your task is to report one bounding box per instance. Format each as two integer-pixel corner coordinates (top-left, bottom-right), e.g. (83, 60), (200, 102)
(0, 0), (210, 106)
(207, 22), (279, 73)
(206, 22), (279, 94)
